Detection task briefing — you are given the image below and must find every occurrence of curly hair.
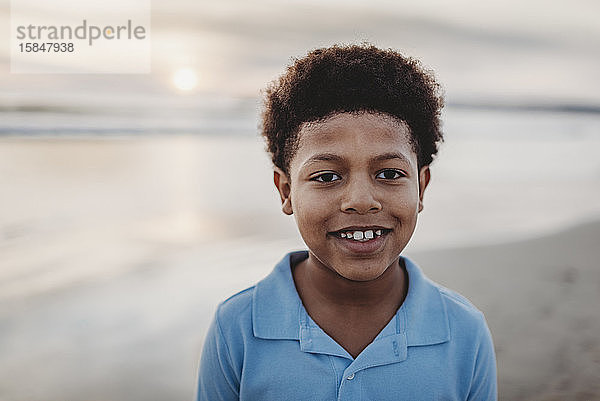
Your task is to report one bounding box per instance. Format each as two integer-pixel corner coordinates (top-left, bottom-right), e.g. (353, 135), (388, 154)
(261, 44), (444, 175)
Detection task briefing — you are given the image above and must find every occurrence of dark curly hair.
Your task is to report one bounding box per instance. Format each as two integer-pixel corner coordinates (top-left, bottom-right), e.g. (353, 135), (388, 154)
(261, 44), (444, 176)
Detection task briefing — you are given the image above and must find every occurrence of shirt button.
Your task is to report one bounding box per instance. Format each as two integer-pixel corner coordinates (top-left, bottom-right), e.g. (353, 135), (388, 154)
(346, 373), (355, 380)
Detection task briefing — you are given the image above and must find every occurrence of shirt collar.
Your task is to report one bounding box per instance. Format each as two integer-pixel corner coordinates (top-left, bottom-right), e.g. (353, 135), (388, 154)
(252, 251), (305, 340)
(400, 257), (451, 346)
(252, 250), (449, 347)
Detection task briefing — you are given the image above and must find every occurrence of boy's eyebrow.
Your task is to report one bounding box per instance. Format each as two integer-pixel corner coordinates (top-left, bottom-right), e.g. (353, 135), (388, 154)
(301, 152), (411, 168)
(373, 152), (411, 164)
(301, 152), (344, 167)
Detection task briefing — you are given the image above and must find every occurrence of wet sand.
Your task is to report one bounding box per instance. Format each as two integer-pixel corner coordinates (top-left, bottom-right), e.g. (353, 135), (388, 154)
(1, 136), (599, 400)
(1, 221), (599, 400)
(411, 221), (600, 401)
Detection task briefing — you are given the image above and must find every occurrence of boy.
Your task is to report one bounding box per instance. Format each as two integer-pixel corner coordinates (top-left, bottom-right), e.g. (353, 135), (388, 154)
(197, 44), (497, 400)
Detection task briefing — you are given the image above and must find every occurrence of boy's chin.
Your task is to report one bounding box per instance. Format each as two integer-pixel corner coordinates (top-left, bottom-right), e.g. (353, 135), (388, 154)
(307, 248), (401, 282)
(332, 263), (390, 283)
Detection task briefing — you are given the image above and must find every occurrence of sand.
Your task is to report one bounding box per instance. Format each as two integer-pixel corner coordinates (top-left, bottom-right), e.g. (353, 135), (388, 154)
(1, 221), (599, 400)
(1, 136), (599, 400)
(410, 221), (600, 401)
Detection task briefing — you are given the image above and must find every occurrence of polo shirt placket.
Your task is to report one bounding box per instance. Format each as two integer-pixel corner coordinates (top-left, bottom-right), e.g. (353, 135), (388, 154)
(299, 302), (409, 400)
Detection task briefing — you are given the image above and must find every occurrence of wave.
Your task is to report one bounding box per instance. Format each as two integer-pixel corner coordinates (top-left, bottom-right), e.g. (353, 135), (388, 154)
(447, 101), (600, 115)
(1, 97), (599, 136)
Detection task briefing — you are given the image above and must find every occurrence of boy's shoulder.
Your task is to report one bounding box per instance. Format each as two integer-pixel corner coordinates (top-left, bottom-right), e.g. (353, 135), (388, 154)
(211, 285), (257, 344)
(402, 256), (489, 341)
(216, 285), (256, 321)
(427, 278), (491, 345)
(436, 281), (484, 316)
(213, 252), (304, 341)
(435, 281), (487, 327)
(404, 256), (483, 313)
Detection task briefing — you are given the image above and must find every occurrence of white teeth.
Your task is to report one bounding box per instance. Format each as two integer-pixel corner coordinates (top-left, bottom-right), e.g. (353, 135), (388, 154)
(338, 229), (386, 241)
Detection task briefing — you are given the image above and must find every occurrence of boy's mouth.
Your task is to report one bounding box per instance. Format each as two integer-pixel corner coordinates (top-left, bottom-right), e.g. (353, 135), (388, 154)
(329, 227), (392, 242)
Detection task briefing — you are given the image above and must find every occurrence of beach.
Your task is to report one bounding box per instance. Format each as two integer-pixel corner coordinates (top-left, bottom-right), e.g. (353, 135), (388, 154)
(3, 0), (600, 397)
(1, 135), (599, 400)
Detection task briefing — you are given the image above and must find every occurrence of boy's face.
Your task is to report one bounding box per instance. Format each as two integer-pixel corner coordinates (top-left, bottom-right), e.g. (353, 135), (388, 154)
(274, 112), (430, 282)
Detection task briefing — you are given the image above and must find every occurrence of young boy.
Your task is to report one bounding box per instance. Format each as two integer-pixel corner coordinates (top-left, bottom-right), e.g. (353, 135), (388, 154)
(197, 44), (497, 400)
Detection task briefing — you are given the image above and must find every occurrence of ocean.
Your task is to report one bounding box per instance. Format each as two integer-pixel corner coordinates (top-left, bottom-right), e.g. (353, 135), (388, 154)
(2, 94), (599, 248)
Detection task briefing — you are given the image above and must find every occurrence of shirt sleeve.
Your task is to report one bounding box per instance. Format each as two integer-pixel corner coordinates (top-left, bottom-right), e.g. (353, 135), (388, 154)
(196, 311), (240, 401)
(467, 315), (498, 401)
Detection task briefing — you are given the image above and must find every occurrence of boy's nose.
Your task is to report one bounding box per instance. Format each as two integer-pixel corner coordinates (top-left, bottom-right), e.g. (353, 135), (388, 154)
(340, 178), (382, 214)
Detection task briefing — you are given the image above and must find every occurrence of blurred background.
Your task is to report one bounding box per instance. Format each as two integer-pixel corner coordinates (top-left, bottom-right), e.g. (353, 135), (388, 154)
(1, 0), (600, 400)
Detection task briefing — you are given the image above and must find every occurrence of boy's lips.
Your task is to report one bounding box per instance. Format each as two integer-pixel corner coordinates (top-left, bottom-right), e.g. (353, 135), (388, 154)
(327, 226), (392, 254)
(328, 228), (390, 254)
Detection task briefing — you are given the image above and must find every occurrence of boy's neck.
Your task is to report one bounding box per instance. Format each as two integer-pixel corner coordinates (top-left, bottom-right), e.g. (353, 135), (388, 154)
(293, 253), (408, 310)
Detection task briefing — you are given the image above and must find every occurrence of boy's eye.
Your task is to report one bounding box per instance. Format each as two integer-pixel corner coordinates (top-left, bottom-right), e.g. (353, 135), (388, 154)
(376, 169), (405, 180)
(312, 172), (341, 182)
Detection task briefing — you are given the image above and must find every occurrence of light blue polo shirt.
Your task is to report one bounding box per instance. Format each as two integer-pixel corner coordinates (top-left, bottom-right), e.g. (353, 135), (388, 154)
(197, 251), (497, 401)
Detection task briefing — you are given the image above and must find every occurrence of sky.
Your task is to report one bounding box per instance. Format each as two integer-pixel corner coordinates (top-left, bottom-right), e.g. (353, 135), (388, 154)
(1, 0), (599, 106)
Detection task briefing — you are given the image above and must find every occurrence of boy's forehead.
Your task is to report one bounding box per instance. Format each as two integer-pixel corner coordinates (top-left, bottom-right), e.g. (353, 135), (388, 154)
(301, 112), (408, 134)
(295, 112), (414, 157)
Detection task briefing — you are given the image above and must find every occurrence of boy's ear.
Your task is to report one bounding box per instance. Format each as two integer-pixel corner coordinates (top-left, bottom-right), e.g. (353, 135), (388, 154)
(418, 166), (431, 213)
(273, 167), (293, 215)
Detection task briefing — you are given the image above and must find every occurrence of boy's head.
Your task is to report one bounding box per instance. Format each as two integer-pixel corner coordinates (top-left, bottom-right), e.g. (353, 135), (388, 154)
(262, 44), (445, 281)
(261, 44), (444, 177)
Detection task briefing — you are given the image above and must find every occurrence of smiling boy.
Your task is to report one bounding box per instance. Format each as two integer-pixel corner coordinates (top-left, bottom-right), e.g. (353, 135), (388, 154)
(197, 44), (497, 400)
